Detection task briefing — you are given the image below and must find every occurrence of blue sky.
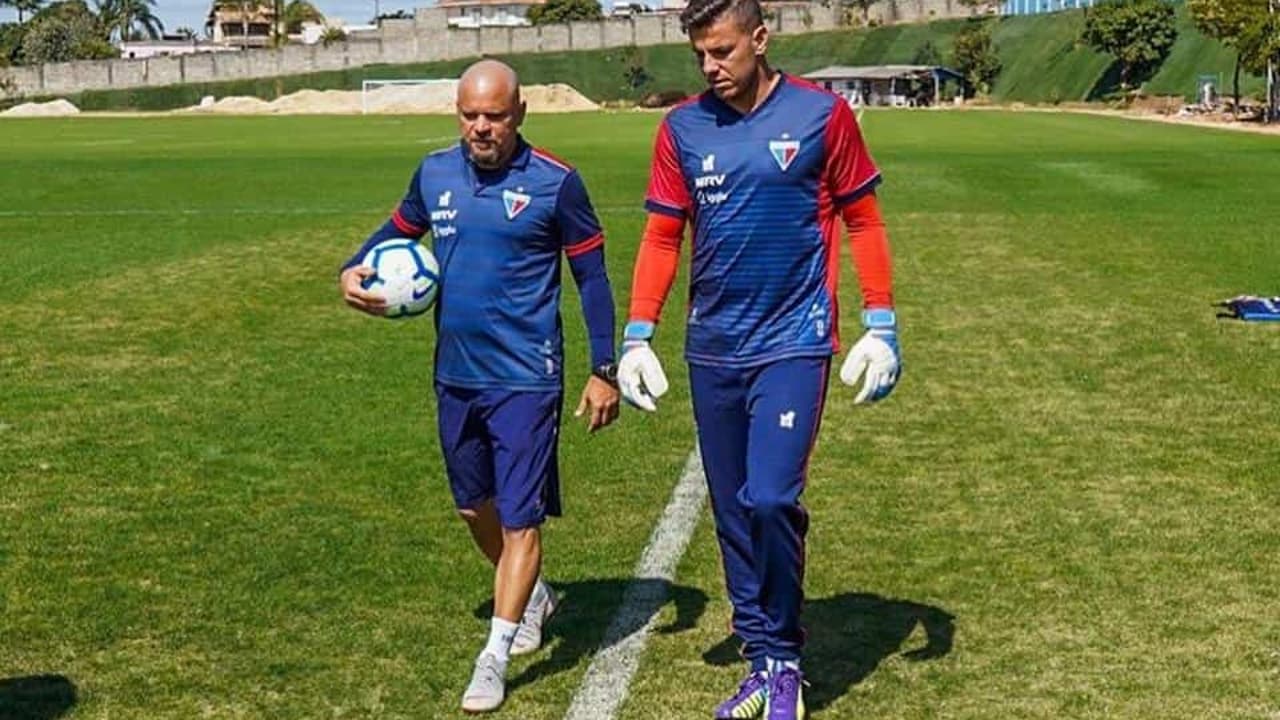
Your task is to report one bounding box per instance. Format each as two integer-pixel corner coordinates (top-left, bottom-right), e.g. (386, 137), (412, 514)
(0, 0), (420, 35)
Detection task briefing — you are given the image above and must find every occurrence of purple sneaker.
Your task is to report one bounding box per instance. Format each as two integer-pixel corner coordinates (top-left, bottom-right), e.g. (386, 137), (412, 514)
(764, 667), (806, 720)
(714, 671), (768, 719)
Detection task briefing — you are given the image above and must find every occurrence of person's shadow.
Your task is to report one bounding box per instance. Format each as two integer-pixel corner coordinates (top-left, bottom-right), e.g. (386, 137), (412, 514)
(472, 577), (708, 691)
(704, 592), (954, 714)
(0, 675), (77, 720)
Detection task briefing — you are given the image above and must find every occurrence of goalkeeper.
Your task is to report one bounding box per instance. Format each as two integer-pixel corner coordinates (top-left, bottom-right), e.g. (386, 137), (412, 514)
(614, 0), (901, 715)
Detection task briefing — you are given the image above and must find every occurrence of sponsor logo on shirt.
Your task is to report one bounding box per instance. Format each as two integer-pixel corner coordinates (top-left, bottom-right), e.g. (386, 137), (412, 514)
(779, 411), (796, 429)
(432, 190), (458, 236)
(695, 155), (729, 206)
(808, 302), (828, 338)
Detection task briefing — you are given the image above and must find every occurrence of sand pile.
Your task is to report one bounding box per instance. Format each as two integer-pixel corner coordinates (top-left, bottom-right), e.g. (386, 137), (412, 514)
(2, 99), (80, 117)
(521, 83), (600, 112)
(204, 96), (273, 113)
(268, 88), (364, 114)
(180, 81), (598, 115)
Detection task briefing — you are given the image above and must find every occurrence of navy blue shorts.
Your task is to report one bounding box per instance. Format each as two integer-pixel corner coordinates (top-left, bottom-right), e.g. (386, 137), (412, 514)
(434, 383), (562, 529)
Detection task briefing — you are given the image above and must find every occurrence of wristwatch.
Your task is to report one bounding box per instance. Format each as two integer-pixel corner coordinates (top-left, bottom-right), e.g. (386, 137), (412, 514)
(592, 361), (619, 386)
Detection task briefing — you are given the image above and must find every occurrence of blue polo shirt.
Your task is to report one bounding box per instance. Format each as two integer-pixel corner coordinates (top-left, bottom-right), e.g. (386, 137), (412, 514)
(349, 137), (608, 391)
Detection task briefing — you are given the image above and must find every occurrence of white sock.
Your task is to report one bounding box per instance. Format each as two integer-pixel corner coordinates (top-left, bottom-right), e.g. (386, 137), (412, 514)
(767, 657), (800, 674)
(483, 617), (519, 664)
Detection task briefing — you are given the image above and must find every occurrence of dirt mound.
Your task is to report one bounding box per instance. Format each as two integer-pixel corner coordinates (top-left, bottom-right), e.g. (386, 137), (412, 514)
(521, 83), (599, 112)
(178, 82), (598, 115)
(2, 99), (80, 117)
(193, 95), (273, 114)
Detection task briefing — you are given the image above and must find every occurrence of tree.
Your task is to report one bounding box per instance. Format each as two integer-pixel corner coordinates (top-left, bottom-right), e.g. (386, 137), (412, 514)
(956, 0), (999, 14)
(0, 21), (26, 64)
(283, 0), (322, 33)
(173, 24), (195, 38)
(912, 39), (942, 66)
(843, 0), (881, 25)
(1188, 0), (1276, 111)
(3, 0), (46, 24)
(20, 0), (114, 61)
(1081, 0), (1177, 92)
(527, 0), (602, 26)
(952, 21), (1001, 96)
(319, 24), (343, 46)
(95, 0), (163, 41)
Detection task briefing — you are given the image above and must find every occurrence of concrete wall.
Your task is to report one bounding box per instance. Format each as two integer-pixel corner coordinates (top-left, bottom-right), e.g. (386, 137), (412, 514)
(633, 15), (664, 46)
(2, 1), (966, 99)
(872, 0), (963, 24)
(603, 19), (634, 48)
(510, 25), (540, 53)
(382, 37), (418, 64)
(538, 23), (570, 53)
(479, 26), (511, 55)
(111, 58), (147, 87)
(569, 21), (603, 51)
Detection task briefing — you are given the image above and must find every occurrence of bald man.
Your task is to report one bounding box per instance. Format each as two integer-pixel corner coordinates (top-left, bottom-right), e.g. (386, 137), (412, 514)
(340, 60), (620, 713)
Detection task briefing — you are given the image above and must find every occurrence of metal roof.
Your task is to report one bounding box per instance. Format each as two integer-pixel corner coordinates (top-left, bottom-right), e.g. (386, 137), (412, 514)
(803, 65), (964, 81)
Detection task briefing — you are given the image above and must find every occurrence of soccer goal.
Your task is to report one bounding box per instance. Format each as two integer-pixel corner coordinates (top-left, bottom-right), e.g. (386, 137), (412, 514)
(361, 78), (457, 115)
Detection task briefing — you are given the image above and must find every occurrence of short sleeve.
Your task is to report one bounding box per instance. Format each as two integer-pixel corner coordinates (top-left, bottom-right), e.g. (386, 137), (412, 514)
(643, 118), (692, 218)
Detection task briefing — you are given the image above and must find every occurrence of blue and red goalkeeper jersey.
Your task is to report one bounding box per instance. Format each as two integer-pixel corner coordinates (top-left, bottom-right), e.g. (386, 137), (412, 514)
(643, 74), (882, 367)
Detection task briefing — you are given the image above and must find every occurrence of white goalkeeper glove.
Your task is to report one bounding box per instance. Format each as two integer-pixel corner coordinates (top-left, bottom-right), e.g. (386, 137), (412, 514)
(840, 308), (902, 404)
(617, 321), (669, 412)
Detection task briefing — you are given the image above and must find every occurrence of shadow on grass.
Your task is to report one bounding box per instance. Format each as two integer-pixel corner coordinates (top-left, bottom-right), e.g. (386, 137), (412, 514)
(1086, 60), (1126, 101)
(472, 577), (708, 691)
(703, 592), (954, 714)
(0, 675), (77, 720)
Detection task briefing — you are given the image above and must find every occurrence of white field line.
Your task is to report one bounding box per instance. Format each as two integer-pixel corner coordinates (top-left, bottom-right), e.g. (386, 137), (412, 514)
(563, 448), (708, 720)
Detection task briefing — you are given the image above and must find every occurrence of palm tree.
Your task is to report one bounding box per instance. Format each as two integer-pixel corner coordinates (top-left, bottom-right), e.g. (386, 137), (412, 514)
(282, 0), (321, 33)
(96, 0), (163, 41)
(4, 0), (45, 24)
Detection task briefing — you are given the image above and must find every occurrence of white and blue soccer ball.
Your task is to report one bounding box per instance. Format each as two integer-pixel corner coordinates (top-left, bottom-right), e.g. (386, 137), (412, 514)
(360, 238), (440, 319)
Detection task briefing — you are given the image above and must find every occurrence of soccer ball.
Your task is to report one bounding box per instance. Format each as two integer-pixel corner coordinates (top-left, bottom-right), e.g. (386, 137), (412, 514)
(360, 238), (440, 319)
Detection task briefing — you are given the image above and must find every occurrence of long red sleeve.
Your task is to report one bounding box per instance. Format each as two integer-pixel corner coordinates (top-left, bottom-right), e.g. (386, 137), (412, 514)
(841, 193), (893, 309)
(628, 211), (686, 323)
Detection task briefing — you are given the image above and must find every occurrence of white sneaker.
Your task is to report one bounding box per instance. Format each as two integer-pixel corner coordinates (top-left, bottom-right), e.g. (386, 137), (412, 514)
(461, 652), (506, 713)
(511, 586), (558, 656)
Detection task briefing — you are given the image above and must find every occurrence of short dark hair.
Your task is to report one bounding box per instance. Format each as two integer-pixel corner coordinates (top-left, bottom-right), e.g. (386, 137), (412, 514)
(680, 0), (764, 34)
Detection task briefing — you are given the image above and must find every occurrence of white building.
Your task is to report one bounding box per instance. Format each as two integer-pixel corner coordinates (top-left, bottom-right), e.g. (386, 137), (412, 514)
(118, 38), (238, 59)
(436, 0), (548, 27)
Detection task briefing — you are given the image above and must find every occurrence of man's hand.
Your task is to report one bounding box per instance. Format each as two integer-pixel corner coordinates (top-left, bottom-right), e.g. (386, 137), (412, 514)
(617, 321), (669, 412)
(839, 309), (902, 404)
(575, 375), (620, 432)
(340, 265), (388, 316)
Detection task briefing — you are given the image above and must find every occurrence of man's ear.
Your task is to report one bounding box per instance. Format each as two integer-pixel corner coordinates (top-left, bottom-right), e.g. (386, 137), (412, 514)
(752, 23), (769, 56)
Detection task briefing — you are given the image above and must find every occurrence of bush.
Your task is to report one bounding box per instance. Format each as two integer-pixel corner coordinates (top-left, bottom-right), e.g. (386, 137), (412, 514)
(640, 89), (688, 108)
(952, 21), (1000, 96)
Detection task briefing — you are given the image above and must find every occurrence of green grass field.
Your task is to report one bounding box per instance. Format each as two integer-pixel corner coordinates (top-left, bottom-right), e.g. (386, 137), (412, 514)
(2, 110), (1279, 720)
